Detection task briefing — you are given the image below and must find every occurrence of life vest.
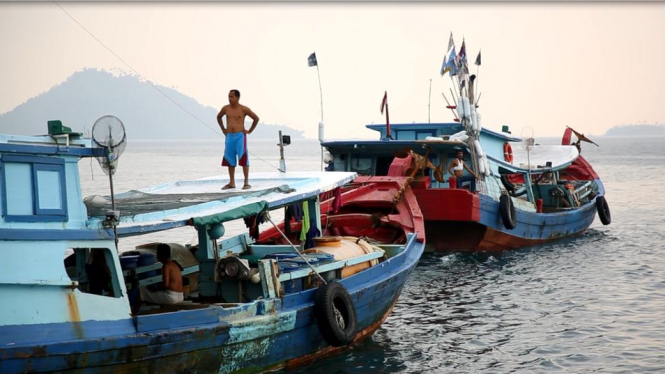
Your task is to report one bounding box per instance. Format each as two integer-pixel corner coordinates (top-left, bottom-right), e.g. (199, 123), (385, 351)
(503, 143), (514, 164)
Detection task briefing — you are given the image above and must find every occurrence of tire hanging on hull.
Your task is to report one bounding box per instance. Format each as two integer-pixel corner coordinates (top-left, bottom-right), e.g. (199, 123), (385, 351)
(499, 194), (517, 230)
(596, 196), (611, 225)
(314, 281), (358, 347)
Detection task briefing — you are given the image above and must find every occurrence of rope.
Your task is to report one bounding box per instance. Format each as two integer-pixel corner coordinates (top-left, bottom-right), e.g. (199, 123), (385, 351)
(52, 1), (281, 172)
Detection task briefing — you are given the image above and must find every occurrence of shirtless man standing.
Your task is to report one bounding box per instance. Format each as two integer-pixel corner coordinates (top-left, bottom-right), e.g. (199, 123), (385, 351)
(217, 89), (260, 190)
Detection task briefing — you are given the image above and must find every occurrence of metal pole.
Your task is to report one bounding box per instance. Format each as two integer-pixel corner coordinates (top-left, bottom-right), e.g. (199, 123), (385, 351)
(441, 92), (459, 121)
(316, 65), (324, 171)
(428, 79), (432, 123)
(278, 130), (286, 172)
(316, 65), (323, 123)
(108, 157), (119, 249)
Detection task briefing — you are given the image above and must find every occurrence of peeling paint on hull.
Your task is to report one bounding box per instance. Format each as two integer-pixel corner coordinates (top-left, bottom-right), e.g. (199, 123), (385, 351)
(0, 240), (424, 374)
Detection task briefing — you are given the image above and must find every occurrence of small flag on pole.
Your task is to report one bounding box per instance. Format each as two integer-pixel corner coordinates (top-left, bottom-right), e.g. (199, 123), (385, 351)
(447, 32), (454, 53)
(458, 40), (466, 61)
(441, 47), (456, 76)
(308, 52), (318, 67)
(380, 91), (388, 114)
(475, 50), (481, 66)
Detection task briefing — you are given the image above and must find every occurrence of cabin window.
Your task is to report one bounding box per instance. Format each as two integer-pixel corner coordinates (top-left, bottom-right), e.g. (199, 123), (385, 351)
(349, 155), (373, 175)
(396, 130), (415, 140)
(64, 247), (122, 298)
(1, 155), (68, 222)
(416, 130), (436, 140)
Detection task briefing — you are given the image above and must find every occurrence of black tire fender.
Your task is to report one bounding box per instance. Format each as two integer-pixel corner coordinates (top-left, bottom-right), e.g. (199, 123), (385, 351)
(499, 194), (517, 230)
(596, 196), (611, 225)
(314, 281), (357, 347)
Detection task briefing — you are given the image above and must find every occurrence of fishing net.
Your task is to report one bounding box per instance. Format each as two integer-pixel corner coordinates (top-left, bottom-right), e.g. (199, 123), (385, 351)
(92, 115), (127, 176)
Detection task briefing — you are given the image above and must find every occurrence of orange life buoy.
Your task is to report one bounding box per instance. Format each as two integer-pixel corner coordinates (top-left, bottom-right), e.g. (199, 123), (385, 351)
(503, 143), (514, 164)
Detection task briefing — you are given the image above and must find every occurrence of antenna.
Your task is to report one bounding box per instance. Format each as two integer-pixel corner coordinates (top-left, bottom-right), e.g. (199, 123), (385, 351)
(92, 115), (127, 249)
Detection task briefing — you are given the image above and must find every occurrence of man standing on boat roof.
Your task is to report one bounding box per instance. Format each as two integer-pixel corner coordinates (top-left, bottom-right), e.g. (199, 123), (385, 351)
(217, 89), (260, 190)
(447, 149), (478, 192)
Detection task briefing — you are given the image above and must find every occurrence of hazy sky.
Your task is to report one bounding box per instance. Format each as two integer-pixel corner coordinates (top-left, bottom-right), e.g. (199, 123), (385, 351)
(1, 2), (664, 139)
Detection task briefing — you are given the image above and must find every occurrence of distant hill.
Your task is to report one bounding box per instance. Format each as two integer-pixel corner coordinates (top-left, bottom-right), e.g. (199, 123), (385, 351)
(0, 69), (304, 140)
(604, 124), (665, 137)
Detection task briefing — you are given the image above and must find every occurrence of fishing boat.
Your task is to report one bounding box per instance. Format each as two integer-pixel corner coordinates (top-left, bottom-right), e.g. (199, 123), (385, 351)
(0, 119), (425, 373)
(321, 45), (610, 252)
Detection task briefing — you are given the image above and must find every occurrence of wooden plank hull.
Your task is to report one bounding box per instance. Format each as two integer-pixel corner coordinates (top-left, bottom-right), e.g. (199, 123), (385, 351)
(0, 237), (424, 374)
(423, 191), (598, 252)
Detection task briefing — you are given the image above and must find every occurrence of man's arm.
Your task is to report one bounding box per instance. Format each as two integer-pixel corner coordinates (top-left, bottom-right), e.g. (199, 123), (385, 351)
(244, 107), (260, 134)
(217, 106), (228, 135)
(447, 160), (456, 176)
(464, 162), (478, 179)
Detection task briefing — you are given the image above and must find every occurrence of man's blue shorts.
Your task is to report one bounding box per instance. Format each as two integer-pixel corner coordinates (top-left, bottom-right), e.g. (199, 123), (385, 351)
(222, 132), (249, 167)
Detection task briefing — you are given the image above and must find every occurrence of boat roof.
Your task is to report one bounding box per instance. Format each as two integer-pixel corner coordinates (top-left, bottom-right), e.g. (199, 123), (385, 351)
(86, 171), (357, 237)
(364, 123), (522, 142)
(0, 133), (103, 157)
(321, 139), (470, 153)
(488, 144), (579, 173)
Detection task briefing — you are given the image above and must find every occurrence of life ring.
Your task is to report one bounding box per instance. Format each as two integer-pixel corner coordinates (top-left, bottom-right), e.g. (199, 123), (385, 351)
(595, 196), (611, 225)
(314, 281), (357, 347)
(503, 143), (514, 164)
(499, 194), (517, 230)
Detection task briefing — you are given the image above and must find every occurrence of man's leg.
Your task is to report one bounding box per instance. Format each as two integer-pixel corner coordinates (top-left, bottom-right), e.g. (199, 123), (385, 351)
(242, 165), (250, 189)
(227, 166), (236, 187)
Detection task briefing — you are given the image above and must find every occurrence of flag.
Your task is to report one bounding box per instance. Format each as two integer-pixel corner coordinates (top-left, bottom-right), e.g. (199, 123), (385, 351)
(380, 91), (388, 114)
(458, 40), (466, 62)
(475, 50), (481, 66)
(307, 52), (317, 67)
(447, 32), (454, 53)
(441, 46), (456, 76)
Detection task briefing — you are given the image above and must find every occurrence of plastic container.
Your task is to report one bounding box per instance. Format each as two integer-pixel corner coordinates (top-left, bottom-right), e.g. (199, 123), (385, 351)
(283, 257), (320, 266)
(304, 253), (335, 262)
(264, 252), (299, 260)
(304, 237), (376, 278)
(137, 253), (157, 280)
(277, 262), (301, 273)
(119, 255), (139, 270)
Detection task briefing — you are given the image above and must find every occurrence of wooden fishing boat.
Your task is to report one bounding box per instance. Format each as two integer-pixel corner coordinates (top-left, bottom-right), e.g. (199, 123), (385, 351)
(0, 121), (425, 373)
(322, 85), (610, 253)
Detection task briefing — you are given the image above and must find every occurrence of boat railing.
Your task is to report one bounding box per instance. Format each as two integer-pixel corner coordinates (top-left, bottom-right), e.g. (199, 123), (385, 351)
(276, 249), (385, 283)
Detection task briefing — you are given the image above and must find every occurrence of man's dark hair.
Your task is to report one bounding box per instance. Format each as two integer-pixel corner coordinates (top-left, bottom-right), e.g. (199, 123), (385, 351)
(230, 89), (240, 99)
(156, 243), (171, 261)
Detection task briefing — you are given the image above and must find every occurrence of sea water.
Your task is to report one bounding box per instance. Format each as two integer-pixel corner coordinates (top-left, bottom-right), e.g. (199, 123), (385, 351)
(79, 136), (665, 373)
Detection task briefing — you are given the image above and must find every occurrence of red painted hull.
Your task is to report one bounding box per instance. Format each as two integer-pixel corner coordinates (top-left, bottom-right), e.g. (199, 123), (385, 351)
(259, 176), (425, 245)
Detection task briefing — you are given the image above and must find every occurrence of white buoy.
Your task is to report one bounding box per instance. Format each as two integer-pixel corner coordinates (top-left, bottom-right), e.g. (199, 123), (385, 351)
(463, 97), (471, 120)
(476, 112), (482, 131)
(457, 97), (466, 119)
(318, 121), (325, 142)
(474, 140), (484, 157)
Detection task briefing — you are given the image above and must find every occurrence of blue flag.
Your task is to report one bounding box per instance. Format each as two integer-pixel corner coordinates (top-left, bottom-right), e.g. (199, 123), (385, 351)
(308, 52), (317, 67)
(441, 47), (456, 76)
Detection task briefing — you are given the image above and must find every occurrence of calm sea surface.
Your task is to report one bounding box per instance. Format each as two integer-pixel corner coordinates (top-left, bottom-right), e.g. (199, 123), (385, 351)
(79, 135), (665, 373)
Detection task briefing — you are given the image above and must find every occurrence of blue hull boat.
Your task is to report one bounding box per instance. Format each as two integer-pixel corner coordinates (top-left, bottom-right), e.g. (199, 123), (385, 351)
(0, 122), (425, 373)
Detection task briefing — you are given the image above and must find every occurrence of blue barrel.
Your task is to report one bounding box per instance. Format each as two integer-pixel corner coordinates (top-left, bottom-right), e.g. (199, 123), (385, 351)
(119, 255), (139, 270)
(277, 262), (301, 273)
(137, 253), (157, 280)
